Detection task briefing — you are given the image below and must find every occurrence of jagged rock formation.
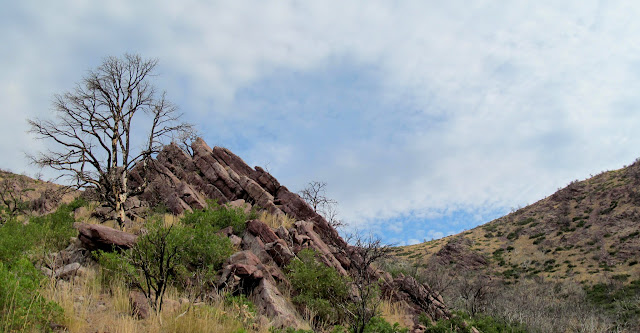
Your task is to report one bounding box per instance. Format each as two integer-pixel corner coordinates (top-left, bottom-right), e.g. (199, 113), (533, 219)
(85, 138), (450, 328)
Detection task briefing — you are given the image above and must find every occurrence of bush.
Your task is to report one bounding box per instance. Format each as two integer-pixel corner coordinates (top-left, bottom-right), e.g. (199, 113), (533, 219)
(363, 317), (408, 333)
(181, 222), (235, 271)
(96, 215), (236, 310)
(0, 198), (81, 265)
(423, 311), (526, 333)
(286, 249), (350, 326)
(0, 198), (82, 330)
(0, 258), (63, 331)
(182, 202), (255, 235)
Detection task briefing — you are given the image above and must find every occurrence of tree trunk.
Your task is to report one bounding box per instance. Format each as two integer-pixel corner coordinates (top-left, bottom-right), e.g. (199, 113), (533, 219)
(115, 197), (126, 228)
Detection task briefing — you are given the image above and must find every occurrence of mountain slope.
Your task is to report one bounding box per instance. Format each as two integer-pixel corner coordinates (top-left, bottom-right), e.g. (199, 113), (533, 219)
(396, 159), (640, 284)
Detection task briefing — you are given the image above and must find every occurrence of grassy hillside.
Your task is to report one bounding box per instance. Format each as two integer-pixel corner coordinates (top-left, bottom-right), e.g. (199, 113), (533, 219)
(396, 159), (640, 283)
(390, 159), (640, 332)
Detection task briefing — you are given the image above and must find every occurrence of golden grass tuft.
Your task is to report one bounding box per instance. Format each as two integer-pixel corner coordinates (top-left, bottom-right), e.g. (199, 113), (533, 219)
(379, 299), (414, 330)
(259, 211), (295, 229)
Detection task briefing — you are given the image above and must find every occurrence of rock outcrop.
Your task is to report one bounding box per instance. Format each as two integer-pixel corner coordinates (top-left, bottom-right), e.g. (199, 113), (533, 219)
(125, 138), (451, 327)
(74, 222), (138, 251)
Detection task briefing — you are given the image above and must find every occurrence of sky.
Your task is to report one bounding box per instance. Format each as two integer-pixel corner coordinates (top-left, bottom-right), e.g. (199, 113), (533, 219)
(3, 1), (640, 245)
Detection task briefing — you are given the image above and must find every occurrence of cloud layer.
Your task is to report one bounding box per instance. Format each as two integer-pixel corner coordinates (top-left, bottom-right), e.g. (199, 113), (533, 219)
(3, 1), (640, 243)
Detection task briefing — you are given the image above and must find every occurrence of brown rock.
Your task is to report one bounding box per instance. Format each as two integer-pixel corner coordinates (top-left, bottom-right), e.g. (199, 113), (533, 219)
(218, 226), (234, 237)
(163, 298), (181, 313)
(434, 237), (487, 269)
(73, 222), (137, 251)
(210, 145), (258, 180)
(384, 275), (450, 322)
(253, 279), (304, 328)
(275, 226), (290, 242)
(246, 219), (279, 244)
(228, 199), (252, 214)
(241, 233), (273, 264)
(218, 251), (266, 290)
(275, 187), (317, 222)
(296, 221), (348, 275)
(55, 262), (83, 279)
(254, 166), (281, 195)
(129, 291), (150, 319)
(229, 235), (242, 247)
(265, 239), (295, 266)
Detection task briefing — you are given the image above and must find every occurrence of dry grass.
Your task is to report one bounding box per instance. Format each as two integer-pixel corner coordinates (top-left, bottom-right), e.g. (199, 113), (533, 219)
(40, 264), (269, 333)
(379, 299), (414, 329)
(259, 211), (295, 229)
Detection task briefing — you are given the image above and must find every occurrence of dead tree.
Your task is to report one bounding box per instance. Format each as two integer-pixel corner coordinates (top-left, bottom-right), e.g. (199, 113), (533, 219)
(299, 181), (345, 229)
(0, 173), (30, 219)
(344, 234), (392, 333)
(29, 54), (191, 227)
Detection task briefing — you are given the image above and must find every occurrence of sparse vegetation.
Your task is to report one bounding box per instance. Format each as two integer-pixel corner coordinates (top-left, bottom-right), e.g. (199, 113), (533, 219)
(286, 249), (350, 328)
(182, 201), (257, 235)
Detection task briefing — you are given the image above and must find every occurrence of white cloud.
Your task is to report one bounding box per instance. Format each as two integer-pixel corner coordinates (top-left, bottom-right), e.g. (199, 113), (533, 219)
(407, 239), (421, 246)
(3, 1), (640, 237)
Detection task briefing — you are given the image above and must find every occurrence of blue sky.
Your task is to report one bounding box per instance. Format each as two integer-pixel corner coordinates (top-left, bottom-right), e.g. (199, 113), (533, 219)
(3, 1), (640, 245)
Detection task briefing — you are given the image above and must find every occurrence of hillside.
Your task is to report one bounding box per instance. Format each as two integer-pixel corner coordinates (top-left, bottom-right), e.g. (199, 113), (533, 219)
(396, 159), (640, 283)
(391, 159), (640, 331)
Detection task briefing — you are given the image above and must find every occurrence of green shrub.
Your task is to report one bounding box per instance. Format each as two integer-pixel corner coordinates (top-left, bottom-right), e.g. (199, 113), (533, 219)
(0, 258), (63, 331)
(182, 202), (255, 235)
(423, 311), (527, 333)
(516, 217), (535, 226)
(96, 216), (236, 309)
(269, 327), (314, 333)
(94, 249), (138, 285)
(181, 222), (235, 271)
(286, 249), (350, 326)
(0, 198), (81, 265)
(363, 317), (408, 333)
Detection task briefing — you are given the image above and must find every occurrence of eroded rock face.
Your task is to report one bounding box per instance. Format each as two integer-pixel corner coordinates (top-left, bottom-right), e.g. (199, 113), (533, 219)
(433, 237), (487, 270)
(383, 274), (450, 322)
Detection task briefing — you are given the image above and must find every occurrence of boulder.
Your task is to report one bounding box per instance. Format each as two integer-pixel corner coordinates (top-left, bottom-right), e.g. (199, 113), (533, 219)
(246, 219), (279, 244)
(253, 279), (304, 328)
(55, 262), (83, 279)
(218, 251), (265, 290)
(129, 291), (150, 319)
(265, 239), (295, 266)
(228, 199), (252, 214)
(73, 222), (137, 251)
(229, 234), (242, 247)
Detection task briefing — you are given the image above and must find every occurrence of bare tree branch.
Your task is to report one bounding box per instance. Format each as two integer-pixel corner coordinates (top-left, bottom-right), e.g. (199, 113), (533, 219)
(28, 54), (192, 227)
(299, 181), (346, 229)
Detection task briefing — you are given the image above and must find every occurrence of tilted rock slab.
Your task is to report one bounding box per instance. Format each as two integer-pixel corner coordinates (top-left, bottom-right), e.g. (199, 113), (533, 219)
(73, 222), (137, 252)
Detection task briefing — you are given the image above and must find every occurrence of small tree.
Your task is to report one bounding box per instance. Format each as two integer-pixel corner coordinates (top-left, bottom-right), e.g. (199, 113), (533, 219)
(286, 249), (350, 328)
(344, 234), (392, 333)
(127, 221), (184, 312)
(29, 54), (191, 227)
(0, 174), (31, 220)
(457, 272), (493, 316)
(299, 181), (345, 229)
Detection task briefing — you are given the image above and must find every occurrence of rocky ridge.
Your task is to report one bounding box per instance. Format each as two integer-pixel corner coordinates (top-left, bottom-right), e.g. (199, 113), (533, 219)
(74, 138), (449, 330)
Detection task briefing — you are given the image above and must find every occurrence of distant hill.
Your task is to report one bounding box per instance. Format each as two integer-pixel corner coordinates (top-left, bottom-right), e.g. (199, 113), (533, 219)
(388, 159), (640, 331)
(394, 158), (640, 285)
(0, 169), (77, 218)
